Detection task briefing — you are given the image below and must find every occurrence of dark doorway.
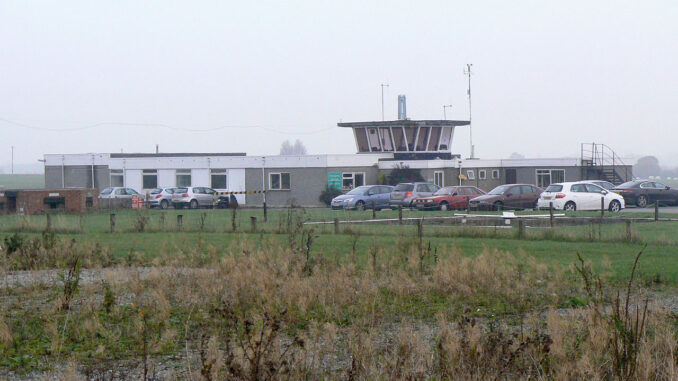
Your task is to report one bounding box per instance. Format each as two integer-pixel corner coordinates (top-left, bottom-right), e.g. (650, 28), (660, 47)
(505, 168), (517, 184)
(7, 196), (17, 213)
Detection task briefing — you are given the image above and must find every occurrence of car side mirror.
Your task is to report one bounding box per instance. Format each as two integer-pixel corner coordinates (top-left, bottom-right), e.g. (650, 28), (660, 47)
(666, 186), (671, 190)
(506, 193), (512, 197)
(452, 192), (458, 196)
(602, 190), (608, 195)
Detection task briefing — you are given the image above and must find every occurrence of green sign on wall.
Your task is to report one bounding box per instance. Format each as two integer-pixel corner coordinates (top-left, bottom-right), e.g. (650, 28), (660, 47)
(328, 172), (342, 190)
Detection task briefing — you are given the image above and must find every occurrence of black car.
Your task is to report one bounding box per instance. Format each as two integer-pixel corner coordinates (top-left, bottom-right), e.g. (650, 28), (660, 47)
(612, 180), (678, 207)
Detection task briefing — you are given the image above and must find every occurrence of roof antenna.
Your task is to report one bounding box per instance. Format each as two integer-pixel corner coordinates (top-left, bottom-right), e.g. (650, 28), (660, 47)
(464, 63), (474, 158)
(380, 83), (389, 121)
(155, 144), (159, 154)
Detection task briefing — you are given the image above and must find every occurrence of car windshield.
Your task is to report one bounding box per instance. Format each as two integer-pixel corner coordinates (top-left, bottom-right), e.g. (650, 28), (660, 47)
(545, 185), (563, 192)
(394, 184), (413, 192)
(488, 185), (511, 195)
(617, 181), (641, 188)
(434, 187), (454, 195)
(595, 181), (615, 190)
(346, 186), (370, 195)
(100, 188), (112, 195)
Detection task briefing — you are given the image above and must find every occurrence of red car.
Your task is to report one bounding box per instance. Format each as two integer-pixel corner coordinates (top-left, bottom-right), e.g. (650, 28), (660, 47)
(414, 186), (486, 211)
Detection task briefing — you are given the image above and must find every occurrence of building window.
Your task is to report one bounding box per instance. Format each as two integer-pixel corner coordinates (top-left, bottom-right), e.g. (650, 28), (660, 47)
(466, 170), (475, 180)
(110, 169), (124, 187)
(342, 172), (365, 190)
(176, 169), (191, 187)
(211, 169), (228, 189)
(142, 169), (157, 189)
(434, 171), (444, 187)
(492, 169), (500, 179)
(269, 172), (291, 190)
(536, 169), (565, 188)
(478, 170), (487, 180)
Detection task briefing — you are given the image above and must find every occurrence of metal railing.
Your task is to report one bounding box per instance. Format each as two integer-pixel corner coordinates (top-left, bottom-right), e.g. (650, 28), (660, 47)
(580, 143), (630, 183)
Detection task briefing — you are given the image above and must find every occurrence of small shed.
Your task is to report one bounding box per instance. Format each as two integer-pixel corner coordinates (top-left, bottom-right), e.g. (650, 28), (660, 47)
(0, 188), (97, 215)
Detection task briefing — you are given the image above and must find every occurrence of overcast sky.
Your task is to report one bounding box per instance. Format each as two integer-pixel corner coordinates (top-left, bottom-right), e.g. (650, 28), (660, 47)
(1, 1), (677, 172)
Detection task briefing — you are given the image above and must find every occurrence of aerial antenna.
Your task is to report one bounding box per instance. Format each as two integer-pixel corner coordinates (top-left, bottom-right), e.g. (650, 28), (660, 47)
(443, 105), (453, 120)
(464, 63), (474, 158)
(380, 83), (389, 121)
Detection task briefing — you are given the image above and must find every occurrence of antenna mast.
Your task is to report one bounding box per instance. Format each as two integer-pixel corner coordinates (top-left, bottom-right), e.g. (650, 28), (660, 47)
(380, 83), (389, 121)
(464, 63), (474, 158)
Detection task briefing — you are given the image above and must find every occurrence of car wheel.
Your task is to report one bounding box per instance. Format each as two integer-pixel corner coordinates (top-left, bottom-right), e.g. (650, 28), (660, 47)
(160, 200), (169, 209)
(355, 201), (365, 211)
(609, 200), (621, 212)
(493, 201), (503, 211)
(190, 199), (199, 209)
(440, 202), (450, 211)
(564, 201), (576, 211)
(637, 195), (648, 208)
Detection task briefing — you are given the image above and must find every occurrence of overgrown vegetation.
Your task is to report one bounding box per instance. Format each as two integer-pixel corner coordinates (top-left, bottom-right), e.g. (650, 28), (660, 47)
(1, 209), (678, 378)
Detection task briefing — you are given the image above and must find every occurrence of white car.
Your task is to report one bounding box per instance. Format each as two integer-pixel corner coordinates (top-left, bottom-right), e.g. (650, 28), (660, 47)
(171, 187), (217, 209)
(537, 181), (625, 212)
(99, 187), (141, 199)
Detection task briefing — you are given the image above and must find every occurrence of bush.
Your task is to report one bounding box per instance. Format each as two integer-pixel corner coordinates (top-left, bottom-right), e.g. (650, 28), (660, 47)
(319, 187), (343, 206)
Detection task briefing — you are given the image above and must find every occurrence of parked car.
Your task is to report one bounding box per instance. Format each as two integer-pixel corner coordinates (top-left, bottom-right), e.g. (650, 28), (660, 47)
(147, 188), (176, 209)
(469, 184), (543, 210)
(171, 187), (217, 209)
(537, 182), (624, 212)
(413, 186), (486, 211)
(331, 185), (394, 210)
(99, 187), (141, 199)
(389, 182), (441, 209)
(612, 180), (678, 207)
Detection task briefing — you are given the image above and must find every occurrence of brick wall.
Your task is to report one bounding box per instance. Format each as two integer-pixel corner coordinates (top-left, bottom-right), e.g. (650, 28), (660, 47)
(10, 189), (98, 214)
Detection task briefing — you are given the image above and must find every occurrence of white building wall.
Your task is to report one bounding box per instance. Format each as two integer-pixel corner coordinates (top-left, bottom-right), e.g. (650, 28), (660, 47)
(125, 169), (143, 192)
(191, 169), (210, 187)
(229, 169), (247, 204)
(157, 170), (175, 188)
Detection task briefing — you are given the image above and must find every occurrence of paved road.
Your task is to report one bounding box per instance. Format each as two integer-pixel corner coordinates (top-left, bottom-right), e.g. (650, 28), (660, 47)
(621, 206), (678, 214)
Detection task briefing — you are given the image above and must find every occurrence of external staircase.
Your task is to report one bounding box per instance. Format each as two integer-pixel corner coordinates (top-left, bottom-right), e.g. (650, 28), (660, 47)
(580, 143), (631, 185)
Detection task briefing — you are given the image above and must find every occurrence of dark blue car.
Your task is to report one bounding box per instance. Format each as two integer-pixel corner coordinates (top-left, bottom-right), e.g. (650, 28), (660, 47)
(331, 185), (394, 210)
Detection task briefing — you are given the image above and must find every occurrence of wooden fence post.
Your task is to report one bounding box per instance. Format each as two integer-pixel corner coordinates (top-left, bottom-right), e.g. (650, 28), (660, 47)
(231, 208), (237, 232)
(334, 218), (339, 234)
(625, 219), (632, 241)
(517, 219), (524, 239)
(250, 216), (257, 233)
(177, 214), (183, 231)
(600, 197), (605, 218)
(109, 213), (116, 233)
(417, 218), (424, 241)
(263, 202), (268, 223)
(655, 201), (659, 221)
(46, 213), (52, 232)
(549, 202), (554, 228)
(372, 200), (376, 219)
(398, 205), (403, 224)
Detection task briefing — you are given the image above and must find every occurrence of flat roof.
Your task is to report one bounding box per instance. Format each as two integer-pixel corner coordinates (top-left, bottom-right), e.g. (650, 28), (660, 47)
(337, 120), (470, 128)
(110, 152), (246, 158)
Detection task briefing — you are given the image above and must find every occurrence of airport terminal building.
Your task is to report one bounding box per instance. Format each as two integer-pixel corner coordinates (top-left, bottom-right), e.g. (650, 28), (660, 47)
(43, 105), (632, 207)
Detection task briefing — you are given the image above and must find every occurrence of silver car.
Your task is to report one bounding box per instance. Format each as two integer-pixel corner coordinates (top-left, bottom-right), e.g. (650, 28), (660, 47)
(147, 188), (176, 209)
(389, 182), (441, 209)
(171, 187), (217, 209)
(99, 187), (141, 199)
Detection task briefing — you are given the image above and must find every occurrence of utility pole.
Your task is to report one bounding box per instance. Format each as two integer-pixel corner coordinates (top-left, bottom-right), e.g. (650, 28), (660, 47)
(443, 105), (453, 120)
(464, 63), (474, 158)
(380, 83), (389, 121)
(11, 146), (14, 174)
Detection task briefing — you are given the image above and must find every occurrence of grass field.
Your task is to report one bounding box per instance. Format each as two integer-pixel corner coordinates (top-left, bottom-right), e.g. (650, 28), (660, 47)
(2, 207), (678, 378)
(0, 174), (44, 189)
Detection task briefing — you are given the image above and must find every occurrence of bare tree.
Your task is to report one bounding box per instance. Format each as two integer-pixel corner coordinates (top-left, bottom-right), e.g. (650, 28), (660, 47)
(279, 139), (307, 155)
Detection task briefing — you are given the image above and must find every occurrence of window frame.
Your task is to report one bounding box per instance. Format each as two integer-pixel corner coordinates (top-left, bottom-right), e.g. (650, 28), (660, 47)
(536, 169), (565, 188)
(110, 169), (124, 187)
(210, 169), (228, 189)
(269, 172), (291, 190)
(434, 171), (444, 187)
(466, 170), (475, 180)
(142, 169), (158, 189)
(491, 169), (500, 179)
(176, 169), (192, 188)
(478, 169), (487, 180)
(341, 172), (366, 190)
